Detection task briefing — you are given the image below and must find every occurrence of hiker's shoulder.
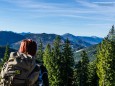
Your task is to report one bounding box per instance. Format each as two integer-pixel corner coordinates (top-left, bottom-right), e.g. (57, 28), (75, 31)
(10, 52), (20, 56)
(10, 52), (21, 58)
(9, 52), (16, 57)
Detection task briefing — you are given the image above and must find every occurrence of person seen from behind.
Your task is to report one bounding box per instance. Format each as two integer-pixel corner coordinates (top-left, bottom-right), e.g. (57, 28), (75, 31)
(0, 39), (40, 86)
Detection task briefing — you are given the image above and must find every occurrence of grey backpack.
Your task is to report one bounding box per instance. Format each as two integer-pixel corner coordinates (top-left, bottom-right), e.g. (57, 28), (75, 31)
(0, 52), (40, 86)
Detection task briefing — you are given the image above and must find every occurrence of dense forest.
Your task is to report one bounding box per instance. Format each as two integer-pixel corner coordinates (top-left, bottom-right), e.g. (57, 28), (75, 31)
(0, 25), (115, 86)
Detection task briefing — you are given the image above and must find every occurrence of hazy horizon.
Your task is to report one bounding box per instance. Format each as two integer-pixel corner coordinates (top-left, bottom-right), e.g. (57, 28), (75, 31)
(0, 30), (105, 38)
(0, 0), (115, 37)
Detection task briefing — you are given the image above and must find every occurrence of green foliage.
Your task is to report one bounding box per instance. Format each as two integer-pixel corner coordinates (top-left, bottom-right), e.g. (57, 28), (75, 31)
(51, 36), (62, 86)
(36, 39), (44, 63)
(80, 51), (89, 86)
(107, 25), (115, 40)
(61, 38), (74, 86)
(87, 60), (98, 86)
(96, 38), (115, 86)
(43, 44), (53, 85)
(72, 61), (81, 86)
(43, 37), (74, 86)
(43, 36), (62, 86)
(0, 45), (9, 70)
(73, 51), (89, 86)
(3, 45), (9, 62)
(74, 44), (97, 62)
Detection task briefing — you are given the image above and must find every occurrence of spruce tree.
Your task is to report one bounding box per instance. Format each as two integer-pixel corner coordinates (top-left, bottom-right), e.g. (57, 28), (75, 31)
(51, 36), (62, 86)
(80, 51), (89, 86)
(3, 45), (9, 63)
(107, 25), (115, 40)
(87, 60), (98, 86)
(62, 38), (74, 86)
(36, 39), (44, 63)
(43, 44), (53, 85)
(0, 45), (9, 70)
(97, 26), (115, 86)
(72, 61), (81, 86)
(97, 39), (115, 86)
(73, 51), (89, 86)
(43, 36), (62, 86)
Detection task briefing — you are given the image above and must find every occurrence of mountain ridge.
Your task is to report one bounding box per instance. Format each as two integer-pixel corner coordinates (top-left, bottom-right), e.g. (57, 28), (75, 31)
(0, 31), (103, 51)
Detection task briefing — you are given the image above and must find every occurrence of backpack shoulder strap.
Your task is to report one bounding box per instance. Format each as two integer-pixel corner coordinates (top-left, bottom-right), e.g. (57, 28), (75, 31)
(27, 64), (40, 86)
(28, 64), (40, 77)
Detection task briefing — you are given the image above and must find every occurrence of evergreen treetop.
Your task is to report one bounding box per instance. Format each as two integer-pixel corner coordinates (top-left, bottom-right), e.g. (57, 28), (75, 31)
(107, 25), (115, 40)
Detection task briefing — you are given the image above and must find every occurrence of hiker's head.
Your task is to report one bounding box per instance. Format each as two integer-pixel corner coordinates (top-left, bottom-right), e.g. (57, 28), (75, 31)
(19, 39), (37, 56)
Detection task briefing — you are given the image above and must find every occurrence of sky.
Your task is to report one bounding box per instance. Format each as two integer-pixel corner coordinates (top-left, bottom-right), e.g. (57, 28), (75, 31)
(0, 0), (115, 37)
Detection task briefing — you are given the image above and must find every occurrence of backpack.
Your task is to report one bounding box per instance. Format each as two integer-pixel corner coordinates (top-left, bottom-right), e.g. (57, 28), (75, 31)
(0, 52), (40, 86)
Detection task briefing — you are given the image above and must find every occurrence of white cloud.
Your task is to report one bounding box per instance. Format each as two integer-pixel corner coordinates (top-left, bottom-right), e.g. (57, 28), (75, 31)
(1, 0), (115, 22)
(93, 1), (115, 4)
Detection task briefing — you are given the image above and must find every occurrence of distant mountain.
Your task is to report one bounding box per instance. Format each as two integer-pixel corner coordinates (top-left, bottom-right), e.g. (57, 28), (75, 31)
(62, 33), (103, 47)
(0, 46), (16, 59)
(74, 44), (98, 62)
(76, 36), (103, 45)
(19, 32), (31, 36)
(74, 26), (115, 62)
(12, 33), (83, 50)
(0, 31), (103, 51)
(0, 31), (25, 46)
(12, 33), (62, 50)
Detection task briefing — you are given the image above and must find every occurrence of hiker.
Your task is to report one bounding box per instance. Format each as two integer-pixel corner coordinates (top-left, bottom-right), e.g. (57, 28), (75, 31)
(0, 39), (40, 86)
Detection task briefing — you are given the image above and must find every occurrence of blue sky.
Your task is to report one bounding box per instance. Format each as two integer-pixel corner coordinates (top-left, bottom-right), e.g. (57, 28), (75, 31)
(0, 0), (115, 37)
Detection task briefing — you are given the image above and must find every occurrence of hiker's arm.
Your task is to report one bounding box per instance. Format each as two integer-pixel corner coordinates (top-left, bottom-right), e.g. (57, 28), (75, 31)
(0, 62), (8, 78)
(42, 72), (49, 86)
(1, 52), (17, 78)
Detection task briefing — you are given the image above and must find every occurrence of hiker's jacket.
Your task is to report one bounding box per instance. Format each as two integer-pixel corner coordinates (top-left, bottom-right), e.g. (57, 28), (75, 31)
(0, 52), (40, 86)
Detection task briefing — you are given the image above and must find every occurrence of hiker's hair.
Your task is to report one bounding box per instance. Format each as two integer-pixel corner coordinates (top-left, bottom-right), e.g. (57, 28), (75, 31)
(19, 39), (37, 56)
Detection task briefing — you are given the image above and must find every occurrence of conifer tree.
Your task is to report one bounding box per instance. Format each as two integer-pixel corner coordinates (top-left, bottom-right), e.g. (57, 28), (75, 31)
(36, 39), (44, 63)
(80, 51), (89, 86)
(3, 45), (9, 63)
(87, 60), (98, 86)
(97, 39), (115, 86)
(0, 45), (9, 70)
(51, 36), (62, 86)
(43, 36), (62, 86)
(73, 51), (89, 86)
(62, 38), (74, 86)
(107, 25), (115, 40)
(43, 44), (53, 85)
(97, 26), (115, 86)
(72, 61), (81, 86)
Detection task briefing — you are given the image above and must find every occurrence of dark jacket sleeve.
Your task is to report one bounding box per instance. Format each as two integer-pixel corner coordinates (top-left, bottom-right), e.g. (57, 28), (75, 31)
(41, 65), (49, 86)
(42, 72), (49, 86)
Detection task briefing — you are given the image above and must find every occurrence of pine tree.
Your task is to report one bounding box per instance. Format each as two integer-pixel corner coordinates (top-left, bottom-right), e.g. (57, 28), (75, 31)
(107, 25), (115, 40)
(43, 36), (62, 86)
(96, 38), (115, 86)
(44, 37), (75, 86)
(36, 39), (44, 63)
(87, 60), (98, 86)
(51, 36), (62, 86)
(0, 45), (9, 70)
(72, 61), (81, 86)
(97, 26), (115, 86)
(73, 51), (89, 86)
(62, 38), (74, 86)
(43, 44), (53, 85)
(80, 51), (89, 86)
(3, 45), (9, 63)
